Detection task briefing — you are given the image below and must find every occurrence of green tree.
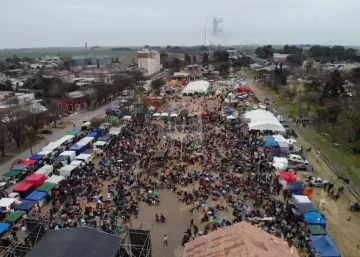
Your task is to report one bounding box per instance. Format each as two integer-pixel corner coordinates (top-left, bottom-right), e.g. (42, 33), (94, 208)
(151, 78), (166, 94)
(192, 55), (197, 64)
(286, 54), (303, 66)
(23, 126), (40, 155)
(184, 54), (192, 64)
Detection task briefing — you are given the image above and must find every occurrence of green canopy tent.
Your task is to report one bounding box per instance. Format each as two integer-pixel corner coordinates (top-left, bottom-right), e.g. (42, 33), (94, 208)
(36, 183), (57, 197)
(66, 130), (79, 136)
(3, 170), (22, 177)
(5, 211), (26, 224)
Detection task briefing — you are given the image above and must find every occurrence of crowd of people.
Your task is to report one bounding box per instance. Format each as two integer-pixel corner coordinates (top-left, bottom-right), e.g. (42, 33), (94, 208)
(30, 90), (319, 256)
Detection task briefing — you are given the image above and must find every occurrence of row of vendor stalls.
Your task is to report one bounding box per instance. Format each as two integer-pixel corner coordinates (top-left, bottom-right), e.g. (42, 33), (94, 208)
(0, 124), (126, 235)
(273, 165), (341, 256)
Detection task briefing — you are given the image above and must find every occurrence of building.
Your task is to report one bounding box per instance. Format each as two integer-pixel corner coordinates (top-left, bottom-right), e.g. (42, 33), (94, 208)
(137, 49), (162, 76)
(71, 55), (111, 67)
(56, 89), (95, 112)
(273, 53), (290, 62)
(183, 222), (299, 257)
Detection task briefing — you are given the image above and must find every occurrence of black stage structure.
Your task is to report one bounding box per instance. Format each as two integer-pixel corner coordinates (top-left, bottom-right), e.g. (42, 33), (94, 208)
(0, 214), (152, 257)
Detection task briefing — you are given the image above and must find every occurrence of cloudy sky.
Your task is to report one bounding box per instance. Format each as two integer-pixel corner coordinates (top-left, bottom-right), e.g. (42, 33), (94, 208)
(1, 0), (359, 48)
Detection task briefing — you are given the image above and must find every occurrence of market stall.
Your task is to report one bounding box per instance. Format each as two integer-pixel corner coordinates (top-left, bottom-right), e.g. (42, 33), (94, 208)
(35, 165), (53, 178)
(13, 200), (36, 213)
(0, 198), (16, 212)
(5, 210), (25, 224)
(36, 183), (57, 198)
(76, 153), (93, 162)
(304, 212), (327, 229)
(25, 191), (48, 207)
(13, 183), (35, 199)
(25, 174), (46, 188)
(45, 175), (65, 185)
(310, 235), (341, 257)
(58, 165), (77, 178)
(0, 223), (10, 237)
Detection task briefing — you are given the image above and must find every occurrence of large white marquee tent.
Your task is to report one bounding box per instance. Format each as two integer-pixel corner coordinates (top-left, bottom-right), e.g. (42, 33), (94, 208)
(182, 80), (210, 95)
(244, 110), (285, 132)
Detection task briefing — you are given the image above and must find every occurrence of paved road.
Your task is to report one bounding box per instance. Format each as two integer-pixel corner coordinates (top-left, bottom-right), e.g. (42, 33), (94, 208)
(0, 99), (118, 178)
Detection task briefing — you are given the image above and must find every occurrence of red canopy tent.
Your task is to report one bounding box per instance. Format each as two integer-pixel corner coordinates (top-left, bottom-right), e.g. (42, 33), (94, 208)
(25, 174), (46, 188)
(201, 111), (208, 116)
(156, 108), (165, 113)
(20, 160), (37, 166)
(13, 183), (35, 199)
(279, 171), (297, 182)
(236, 87), (253, 93)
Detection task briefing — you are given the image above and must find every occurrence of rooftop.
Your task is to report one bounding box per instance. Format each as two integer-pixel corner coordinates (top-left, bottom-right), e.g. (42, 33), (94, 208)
(25, 227), (123, 257)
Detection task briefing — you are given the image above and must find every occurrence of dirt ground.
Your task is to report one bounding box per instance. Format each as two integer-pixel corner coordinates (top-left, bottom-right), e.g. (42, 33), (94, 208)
(245, 73), (360, 257)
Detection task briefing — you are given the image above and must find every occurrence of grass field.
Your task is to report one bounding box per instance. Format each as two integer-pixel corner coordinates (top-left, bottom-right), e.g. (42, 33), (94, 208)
(0, 49), (137, 59)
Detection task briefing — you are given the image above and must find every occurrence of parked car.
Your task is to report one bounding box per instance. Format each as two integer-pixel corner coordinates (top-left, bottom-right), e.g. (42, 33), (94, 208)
(40, 129), (53, 134)
(288, 154), (308, 164)
(292, 163), (313, 171)
(308, 176), (329, 187)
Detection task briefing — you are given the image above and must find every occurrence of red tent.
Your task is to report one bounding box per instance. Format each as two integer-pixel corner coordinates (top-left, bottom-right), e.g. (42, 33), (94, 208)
(13, 183), (33, 192)
(236, 87), (253, 93)
(25, 174), (46, 188)
(201, 111), (208, 116)
(279, 171), (297, 182)
(156, 108), (165, 113)
(13, 183), (34, 199)
(20, 160), (37, 166)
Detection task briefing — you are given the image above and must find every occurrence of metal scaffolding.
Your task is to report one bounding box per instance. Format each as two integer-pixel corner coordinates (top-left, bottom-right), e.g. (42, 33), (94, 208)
(0, 212), (49, 257)
(119, 222), (153, 257)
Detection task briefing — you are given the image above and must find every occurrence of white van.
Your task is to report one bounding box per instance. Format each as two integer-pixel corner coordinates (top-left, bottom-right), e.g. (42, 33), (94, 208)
(288, 154), (308, 164)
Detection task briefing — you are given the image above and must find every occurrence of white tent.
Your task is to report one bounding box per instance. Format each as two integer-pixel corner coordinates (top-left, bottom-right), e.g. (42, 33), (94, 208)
(76, 153), (92, 161)
(272, 157), (288, 170)
(58, 165), (77, 178)
(70, 160), (83, 167)
(273, 134), (287, 143)
(0, 198), (16, 208)
(35, 165), (53, 178)
(56, 135), (74, 145)
(227, 115), (236, 120)
(122, 115), (132, 120)
(182, 80), (210, 95)
(170, 113), (178, 117)
(244, 110), (285, 132)
(76, 137), (94, 146)
(45, 175), (65, 184)
(293, 195), (311, 204)
(153, 113), (161, 117)
(109, 127), (121, 135)
(161, 112), (169, 117)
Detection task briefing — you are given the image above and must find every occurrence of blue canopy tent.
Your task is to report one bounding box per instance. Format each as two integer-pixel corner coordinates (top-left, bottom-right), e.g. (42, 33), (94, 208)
(69, 145), (86, 155)
(264, 135), (275, 141)
(105, 107), (114, 114)
(310, 235), (341, 257)
(29, 154), (45, 161)
(0, 223), (10, 237)
(286, 182), (306, 195)
(92, 128), (105, 135)
(297, 202), (317, 214)
(304, 212), (327, 229)
(13, 164), (28, 171)
(13, 200), (36, 213)
(98, 135), (110, 142)
(87, 132), (99, 140)
(25, 191), (48, 207)
(54, 155), (70, 165)
(264, 140), (279, 147)
(145, 113), (153, 117)
(83, 149), (95, 155)
(25, 191), (48, 202)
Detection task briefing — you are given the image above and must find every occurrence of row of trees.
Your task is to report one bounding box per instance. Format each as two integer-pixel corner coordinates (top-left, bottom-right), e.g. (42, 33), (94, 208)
(255, 44), (360, 64)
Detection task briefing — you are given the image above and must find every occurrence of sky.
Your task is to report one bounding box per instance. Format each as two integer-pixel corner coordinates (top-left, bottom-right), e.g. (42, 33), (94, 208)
(1, 0), (360, 48)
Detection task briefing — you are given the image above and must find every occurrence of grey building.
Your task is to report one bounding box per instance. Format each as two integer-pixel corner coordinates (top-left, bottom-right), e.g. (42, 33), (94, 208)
(71, 55), (111, 67)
